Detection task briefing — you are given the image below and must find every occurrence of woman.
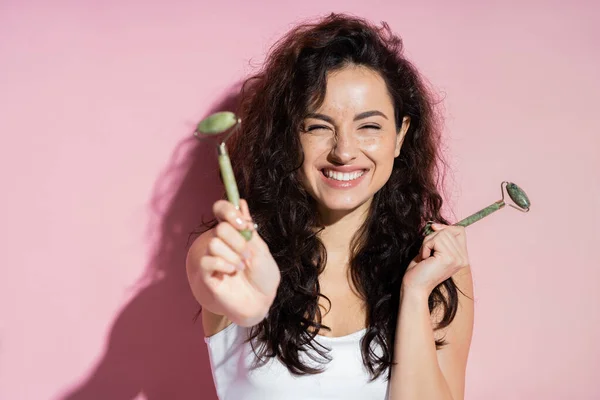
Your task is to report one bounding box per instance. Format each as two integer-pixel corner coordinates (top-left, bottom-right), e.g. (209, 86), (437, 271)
(186, 13), (473, 400)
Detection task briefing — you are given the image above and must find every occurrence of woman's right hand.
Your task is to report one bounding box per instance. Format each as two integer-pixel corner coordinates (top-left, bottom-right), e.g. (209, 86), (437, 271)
(196, 199), (281, 327)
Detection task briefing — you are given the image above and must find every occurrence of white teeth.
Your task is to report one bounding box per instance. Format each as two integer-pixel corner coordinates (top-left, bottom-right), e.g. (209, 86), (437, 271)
(324, 169), (365, 181)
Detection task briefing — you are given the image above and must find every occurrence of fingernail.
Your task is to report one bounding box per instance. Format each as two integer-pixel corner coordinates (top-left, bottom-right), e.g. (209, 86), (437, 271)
(235, 217), (245, 227)
(237, 261), (245, 271)
(432, 223), (444, 229)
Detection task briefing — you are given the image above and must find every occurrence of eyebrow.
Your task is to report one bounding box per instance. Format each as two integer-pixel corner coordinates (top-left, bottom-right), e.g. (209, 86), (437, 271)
(354, 110), (388, 121)
(305, 110), (388, 123)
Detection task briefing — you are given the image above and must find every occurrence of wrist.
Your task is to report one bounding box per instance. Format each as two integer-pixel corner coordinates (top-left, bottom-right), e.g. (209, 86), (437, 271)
(400, 281), (431, 302)
(235, 308), (269, 327)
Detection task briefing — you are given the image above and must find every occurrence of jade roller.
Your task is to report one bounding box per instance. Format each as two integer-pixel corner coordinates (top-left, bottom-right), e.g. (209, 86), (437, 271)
(423, 181), (531, 236)
(194, 111), (253, 241)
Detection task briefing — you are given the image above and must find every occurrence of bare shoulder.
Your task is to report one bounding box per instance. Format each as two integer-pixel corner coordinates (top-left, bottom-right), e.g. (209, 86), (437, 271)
(186, 228), (232, 337)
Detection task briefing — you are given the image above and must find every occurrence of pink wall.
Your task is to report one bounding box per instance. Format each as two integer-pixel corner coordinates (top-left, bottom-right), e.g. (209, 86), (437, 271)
(1, 1), (598, 399)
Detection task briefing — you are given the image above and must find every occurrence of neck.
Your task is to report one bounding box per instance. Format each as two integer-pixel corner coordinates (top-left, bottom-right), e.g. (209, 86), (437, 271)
(317, 200), (371, 259)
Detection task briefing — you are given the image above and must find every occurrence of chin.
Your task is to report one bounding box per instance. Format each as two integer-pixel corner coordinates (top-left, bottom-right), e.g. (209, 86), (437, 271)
(318, 195), (372, 214)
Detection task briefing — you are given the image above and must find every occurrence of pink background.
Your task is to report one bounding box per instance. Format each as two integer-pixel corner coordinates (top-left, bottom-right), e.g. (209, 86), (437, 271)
(1, 1), (598, 399)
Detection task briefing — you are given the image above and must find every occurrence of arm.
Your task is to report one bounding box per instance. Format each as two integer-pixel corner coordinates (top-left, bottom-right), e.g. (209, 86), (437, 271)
(388, 224), (474, 400)
(389, 269), (473, 399)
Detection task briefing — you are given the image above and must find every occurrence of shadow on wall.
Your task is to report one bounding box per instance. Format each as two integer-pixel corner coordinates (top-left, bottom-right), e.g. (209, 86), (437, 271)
(59, 86), (242, 400)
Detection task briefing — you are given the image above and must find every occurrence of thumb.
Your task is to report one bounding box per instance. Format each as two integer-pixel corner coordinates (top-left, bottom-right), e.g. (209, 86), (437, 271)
(239, 199), (261, 245)
(239, 199), (252, 222)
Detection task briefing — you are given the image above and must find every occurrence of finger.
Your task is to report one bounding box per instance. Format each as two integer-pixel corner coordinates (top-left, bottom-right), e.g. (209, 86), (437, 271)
(240, 199), (252, 221)
(432, 224), (467, 249)
(200, 255), (237, 275)
(239, 199), (254, 231)
(436, 226), (468, 261)
(215, 222), (251, 260)
(207, 237), (245, 270)
(239, 199), (268, 250)
(420, 232), (438, 259)
(431, 223), (449, 231)
(213, 200), (246, 230)
(437, 224), (465, 237)
(449, 225), (468, 249)
(437, 230), (461, 260)
(433, 224), (466, 243)
(421, 230), (456, 261)
(435, 232), (470, 271)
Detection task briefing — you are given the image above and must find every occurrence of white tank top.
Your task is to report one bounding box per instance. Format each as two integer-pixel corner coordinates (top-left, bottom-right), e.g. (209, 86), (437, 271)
(204, 323), (389, 400)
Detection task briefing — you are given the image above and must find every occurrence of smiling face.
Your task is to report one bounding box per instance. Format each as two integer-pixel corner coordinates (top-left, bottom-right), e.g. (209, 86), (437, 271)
(298, 64), (410, 220)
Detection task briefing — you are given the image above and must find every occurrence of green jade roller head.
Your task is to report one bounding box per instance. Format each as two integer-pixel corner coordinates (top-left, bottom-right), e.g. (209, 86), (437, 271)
(195, 111), (253, 241)
(422, 181), (531, 237)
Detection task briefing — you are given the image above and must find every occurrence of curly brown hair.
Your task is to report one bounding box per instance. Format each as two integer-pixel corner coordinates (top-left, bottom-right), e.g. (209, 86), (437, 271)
(201, 13), (458, 380)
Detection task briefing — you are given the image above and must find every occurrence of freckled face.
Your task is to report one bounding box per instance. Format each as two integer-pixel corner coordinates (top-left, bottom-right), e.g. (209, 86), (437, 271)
(299, 65), (410, 216)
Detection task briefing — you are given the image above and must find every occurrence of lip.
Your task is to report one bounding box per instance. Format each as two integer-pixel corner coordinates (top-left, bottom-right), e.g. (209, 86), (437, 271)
(319, 168), (368, 189)
(320, 165), (368, 173)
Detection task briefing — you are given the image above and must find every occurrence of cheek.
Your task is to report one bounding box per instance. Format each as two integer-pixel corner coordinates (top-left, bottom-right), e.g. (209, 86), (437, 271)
(300, 137), (327, 168)
(298, 138), (319, 185)
(296, 164), (312, 195)
(361, 136), (398, 161)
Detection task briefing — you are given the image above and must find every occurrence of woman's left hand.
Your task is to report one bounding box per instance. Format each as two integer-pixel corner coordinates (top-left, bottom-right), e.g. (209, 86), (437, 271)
(403, 223), (470, 296)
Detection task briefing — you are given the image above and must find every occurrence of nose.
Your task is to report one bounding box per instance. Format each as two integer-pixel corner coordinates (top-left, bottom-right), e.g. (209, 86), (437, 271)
(329, 129), (358, 164)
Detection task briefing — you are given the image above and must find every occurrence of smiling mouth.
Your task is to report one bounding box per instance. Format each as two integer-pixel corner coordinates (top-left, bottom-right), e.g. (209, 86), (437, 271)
(321, 169), (366, 181)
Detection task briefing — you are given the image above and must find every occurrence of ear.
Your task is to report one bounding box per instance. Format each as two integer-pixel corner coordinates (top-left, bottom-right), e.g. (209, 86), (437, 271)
(395, 116), (411, 157)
